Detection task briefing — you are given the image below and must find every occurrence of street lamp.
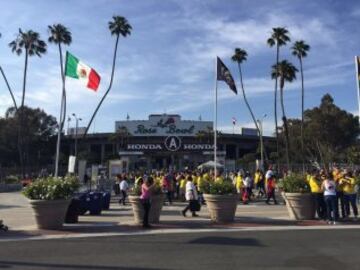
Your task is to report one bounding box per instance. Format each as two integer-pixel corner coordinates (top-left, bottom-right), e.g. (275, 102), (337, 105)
(257, 114), (267, 171)
(72, 113), (82, 158)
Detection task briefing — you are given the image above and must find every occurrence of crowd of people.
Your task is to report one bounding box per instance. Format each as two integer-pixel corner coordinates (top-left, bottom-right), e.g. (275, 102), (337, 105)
(307, 167), (359, 225)
(113, 166), (359, 228)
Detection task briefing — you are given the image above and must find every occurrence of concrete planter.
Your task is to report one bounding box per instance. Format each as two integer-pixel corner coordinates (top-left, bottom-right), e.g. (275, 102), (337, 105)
(128, 195), (164, 225)
(203, 194), (238, 223)
(30, 199), (71, 230)
(282, 192), (315, 220)
(0, 183), (22, 193)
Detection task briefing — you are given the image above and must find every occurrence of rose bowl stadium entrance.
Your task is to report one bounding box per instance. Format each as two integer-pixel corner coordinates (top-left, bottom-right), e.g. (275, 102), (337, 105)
(117, 134), (225, 171)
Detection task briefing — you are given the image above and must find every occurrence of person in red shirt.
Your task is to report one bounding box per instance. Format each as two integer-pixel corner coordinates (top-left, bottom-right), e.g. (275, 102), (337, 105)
(266, 174), (278, 205)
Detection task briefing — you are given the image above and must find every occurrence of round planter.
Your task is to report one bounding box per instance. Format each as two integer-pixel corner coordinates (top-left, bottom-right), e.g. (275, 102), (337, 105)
(128, 195), (164, 225)
(203, 194), (238, 223)
(282, 192), (315, 220)
(30, 199), (71, 230)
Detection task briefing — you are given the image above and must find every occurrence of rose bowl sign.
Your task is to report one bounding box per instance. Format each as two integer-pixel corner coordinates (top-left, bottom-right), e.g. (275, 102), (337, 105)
(126, 136), (214, 152)
(115, 114), (213, 137)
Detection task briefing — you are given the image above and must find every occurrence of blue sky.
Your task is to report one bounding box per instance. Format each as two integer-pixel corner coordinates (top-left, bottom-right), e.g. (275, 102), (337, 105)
(0, 0), (359, 135)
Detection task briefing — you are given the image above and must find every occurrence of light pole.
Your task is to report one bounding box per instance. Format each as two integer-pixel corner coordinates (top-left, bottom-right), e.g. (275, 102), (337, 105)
(72, 113), (82, 158)
(67, 116), (71, 135)
(257, 114), (267, 171)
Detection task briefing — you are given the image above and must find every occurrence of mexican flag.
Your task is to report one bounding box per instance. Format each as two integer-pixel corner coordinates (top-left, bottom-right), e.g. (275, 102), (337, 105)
(65, 51), (101, 91)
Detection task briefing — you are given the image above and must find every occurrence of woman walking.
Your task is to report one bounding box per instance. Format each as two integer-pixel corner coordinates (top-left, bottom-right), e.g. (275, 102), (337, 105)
(181, 175), (199, 217)
(140, 176), (155, 228)
(321, 173), (338, 225)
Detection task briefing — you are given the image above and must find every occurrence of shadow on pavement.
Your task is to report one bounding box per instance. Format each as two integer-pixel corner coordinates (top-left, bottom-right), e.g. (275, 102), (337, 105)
(0, 260), (170, 270)
(189, 236), (265, 247)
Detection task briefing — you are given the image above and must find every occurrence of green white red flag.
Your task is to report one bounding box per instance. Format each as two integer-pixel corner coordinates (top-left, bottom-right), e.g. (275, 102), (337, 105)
(65, 51), (101, 91)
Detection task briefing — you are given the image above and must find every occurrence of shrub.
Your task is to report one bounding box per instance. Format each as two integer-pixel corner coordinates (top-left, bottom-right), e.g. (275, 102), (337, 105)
(130, 185), (141, 196)
(278, 174), (310, 193)
(22, 176), (79, 200)
(130, 181), (162, 196)
(4, 175), (20, 184)
(204, 180), (236, 195)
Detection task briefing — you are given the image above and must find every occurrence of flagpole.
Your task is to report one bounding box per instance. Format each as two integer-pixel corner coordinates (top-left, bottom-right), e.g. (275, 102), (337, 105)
(214, 57), (218, 179)
(55, 49), (67, 177)
(355, 56), (360, 125)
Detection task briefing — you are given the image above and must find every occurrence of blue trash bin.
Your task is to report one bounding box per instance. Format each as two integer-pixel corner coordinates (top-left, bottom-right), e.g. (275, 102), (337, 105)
(102, 192), (111, 210)
(88, 192), (103, 215)
(74, 192), (89, 215)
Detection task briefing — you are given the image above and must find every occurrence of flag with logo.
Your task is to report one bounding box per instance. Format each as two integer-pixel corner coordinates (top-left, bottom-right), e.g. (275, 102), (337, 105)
(217, 57), (237, 94)
(65, 51), (101, 91)
(232, 117), (236, 125)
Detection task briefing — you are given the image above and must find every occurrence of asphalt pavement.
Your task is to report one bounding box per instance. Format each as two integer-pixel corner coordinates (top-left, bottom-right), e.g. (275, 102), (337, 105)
(0, 229), (359, 270)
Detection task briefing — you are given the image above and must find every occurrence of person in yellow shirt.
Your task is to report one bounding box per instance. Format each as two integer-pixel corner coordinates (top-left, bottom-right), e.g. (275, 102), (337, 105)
(334, 168), (346, 219)
(307, 169), (326, 219)
(235, 172), (243, 201)
(179, 174), (186, 202)
(254, 169), (265, 198)
(341, 170), (358, 219)
(196, 172), (207, 205)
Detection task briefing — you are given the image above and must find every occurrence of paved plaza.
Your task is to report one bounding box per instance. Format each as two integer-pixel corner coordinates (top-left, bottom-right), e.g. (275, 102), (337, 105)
(1, 191), (360, 242)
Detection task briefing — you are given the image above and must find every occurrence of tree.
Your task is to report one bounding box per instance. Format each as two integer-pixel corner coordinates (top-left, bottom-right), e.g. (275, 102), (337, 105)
(267, 27), (291, 167)
(279, 94), (360, 170)
(271, 60), (298, 169)
(291, 40), (310, 172)
(84, 16), (132, 137)
(9, 29), (47, 176)
(231, 48), (259, 133)
(48, 24), (72, 177)
(0, 106), (57, 168)
(9, 29), (47, 108)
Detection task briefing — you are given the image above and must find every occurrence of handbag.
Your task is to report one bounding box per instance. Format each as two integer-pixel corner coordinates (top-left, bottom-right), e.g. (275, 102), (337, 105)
(190, 200), (201, 211)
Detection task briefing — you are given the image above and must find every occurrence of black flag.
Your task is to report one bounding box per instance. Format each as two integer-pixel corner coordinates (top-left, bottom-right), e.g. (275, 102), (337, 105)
(217, 57), (237, 94)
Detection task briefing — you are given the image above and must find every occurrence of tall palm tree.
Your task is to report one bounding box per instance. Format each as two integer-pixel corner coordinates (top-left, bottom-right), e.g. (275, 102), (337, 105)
(84, 16), (132, 137)
(9, 29), (46, 177)
(48, 24), (72, 177)
(291, 40), (310, 172)
(9, 29), (47, 108)
(267, 27), (290, 168)
(231, 48), (259, 133)
(271, 60), (298, 170)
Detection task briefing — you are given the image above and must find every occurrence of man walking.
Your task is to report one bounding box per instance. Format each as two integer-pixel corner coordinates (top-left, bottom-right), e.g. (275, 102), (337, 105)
(119, 175), (129, 205)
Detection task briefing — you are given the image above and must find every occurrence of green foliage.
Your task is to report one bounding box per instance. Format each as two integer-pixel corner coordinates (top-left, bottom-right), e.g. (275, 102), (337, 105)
(354, 176), (360, 187)
(130, 185), (142, 196)
(204, 180), (236, 195)
(279, 94), (360, 165)
(278, 174), (310, 193)
(4, 175), (20, 184)
(22, 176), (79, 200)
(0, 106), (57, 167)
(129, 182), (162, 196)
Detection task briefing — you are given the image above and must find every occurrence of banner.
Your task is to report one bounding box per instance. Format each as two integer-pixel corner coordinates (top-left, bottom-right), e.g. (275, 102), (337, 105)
(68, 155), (76, 173)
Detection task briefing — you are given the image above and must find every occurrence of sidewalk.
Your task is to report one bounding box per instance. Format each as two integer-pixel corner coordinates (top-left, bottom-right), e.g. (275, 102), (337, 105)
(1, 192), (360, 241)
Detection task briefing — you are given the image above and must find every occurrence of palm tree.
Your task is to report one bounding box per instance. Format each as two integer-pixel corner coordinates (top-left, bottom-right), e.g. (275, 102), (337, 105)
(291, 40), (310, 172)
(267, 27), (290, 167)
(231, 48), (259, 133)
(271, 60), (298, 170)
(48, 24), (72, 177)
(9, 29), (47, 108)
(84, 16), (132, 137)
(9, 29), (46, 177)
